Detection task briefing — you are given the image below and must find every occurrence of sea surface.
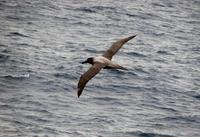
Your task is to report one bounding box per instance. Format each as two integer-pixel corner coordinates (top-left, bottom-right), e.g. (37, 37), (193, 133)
(0, 0), (200, 137)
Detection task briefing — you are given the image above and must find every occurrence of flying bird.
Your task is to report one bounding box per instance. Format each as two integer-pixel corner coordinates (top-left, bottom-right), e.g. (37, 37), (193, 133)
(77, 35), (137, 97)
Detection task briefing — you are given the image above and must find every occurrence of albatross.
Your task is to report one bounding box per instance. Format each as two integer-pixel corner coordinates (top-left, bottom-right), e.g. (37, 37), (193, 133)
(77, 35), (136, 97)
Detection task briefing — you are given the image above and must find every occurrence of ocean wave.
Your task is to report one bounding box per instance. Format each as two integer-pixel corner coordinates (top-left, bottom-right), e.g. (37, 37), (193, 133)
(113, 131), (175, 137)
(0, 0), (199, 136)
(6, 15), (23, 21)
(134, 131), (175, 137)
(2, 74), (30, 79)
(54, 72), (76, 80)
(7, 32), (29, 37)
(78, 6), (116, 13)
(193, 94), (200, 100)
(0, 53), (10, 62)
(151, 3), (166, 7)
(92, 96), (119, 102)
(127, 51), (146, 57)
(78, 7), (96, 13)
(160, 115), (200, 125)
(25, 115), (50, 123)
(157, 50), (173, 55)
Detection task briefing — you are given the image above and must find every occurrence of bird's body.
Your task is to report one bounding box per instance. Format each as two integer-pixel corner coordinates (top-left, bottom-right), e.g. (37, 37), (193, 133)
(77, 35), (136, 97)
(92, 56), (124, 69)
(93, 56), (110, 64)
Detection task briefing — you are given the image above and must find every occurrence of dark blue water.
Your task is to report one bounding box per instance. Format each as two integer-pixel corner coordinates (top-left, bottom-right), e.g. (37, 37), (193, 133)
(0, 0), (200, 136)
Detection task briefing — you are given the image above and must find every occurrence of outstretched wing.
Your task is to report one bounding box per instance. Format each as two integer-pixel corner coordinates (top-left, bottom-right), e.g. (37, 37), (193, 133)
(77, 63), (105, 97)
(102, 35), (136, 60)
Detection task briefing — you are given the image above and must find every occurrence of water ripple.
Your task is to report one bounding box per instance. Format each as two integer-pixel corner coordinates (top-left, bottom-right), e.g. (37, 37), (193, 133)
(0, 0), (199, 136)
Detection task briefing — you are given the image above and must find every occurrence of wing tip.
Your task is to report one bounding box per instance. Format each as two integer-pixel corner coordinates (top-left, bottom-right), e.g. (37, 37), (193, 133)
(128, 34), (137, 40)
(77, 88), (82, 98)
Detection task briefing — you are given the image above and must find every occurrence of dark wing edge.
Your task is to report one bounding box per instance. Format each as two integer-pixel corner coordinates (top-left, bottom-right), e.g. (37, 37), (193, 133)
(77, 63), (105, 98)
(102, 35), (137, 60)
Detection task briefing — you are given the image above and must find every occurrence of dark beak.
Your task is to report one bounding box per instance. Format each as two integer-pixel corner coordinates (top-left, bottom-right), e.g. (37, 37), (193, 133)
(81, 61), (87, 64)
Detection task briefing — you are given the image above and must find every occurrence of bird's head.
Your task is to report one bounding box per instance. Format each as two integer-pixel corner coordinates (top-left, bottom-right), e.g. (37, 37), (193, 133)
(81, 57), (93, 64)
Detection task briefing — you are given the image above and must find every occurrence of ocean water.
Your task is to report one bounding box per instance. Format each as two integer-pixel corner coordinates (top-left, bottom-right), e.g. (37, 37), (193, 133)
(0, 0), (200, 136)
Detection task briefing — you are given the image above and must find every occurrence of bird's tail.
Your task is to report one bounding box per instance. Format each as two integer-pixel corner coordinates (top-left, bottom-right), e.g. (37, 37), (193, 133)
(118, 66), (128, 70)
